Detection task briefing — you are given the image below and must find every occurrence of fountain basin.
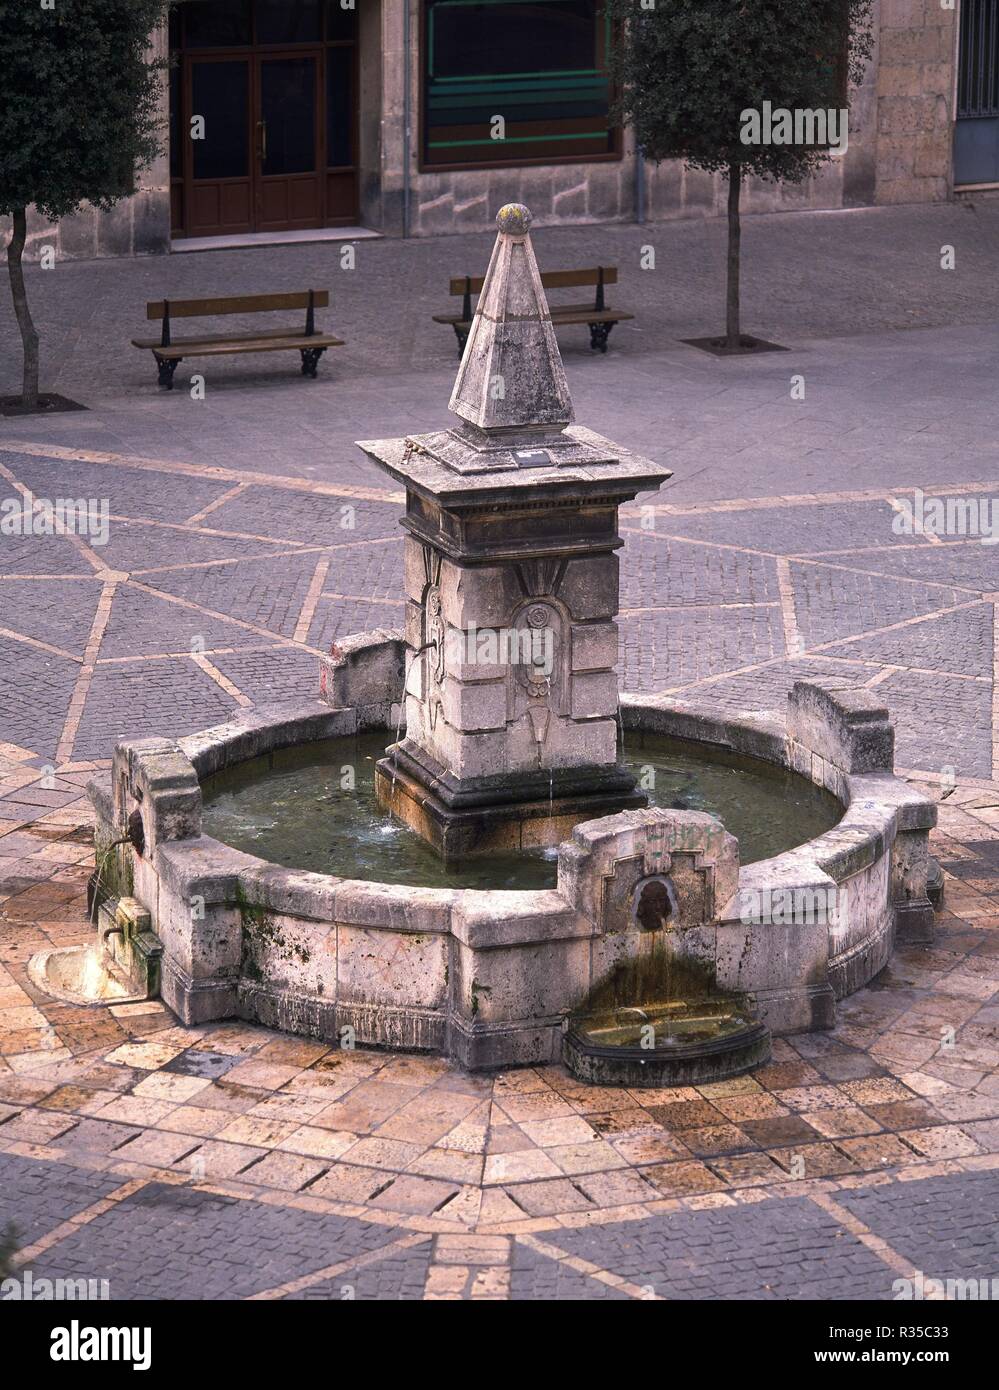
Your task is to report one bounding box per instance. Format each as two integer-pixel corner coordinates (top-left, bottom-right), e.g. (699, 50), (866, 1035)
(28, 896), (163, 1009)
(564, 1005), (772, 1088)
(86, 630), (937, 1075)
(28, 945), (145, 1007)
(198, 730), (841, 891)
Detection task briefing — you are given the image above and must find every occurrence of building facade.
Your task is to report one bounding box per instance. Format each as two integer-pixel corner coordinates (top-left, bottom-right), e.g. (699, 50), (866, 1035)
(6, 0), (994, 261)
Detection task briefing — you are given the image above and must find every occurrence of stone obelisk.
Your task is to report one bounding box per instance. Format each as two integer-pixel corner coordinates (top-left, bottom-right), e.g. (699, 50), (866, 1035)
(357, 204), (671, 858)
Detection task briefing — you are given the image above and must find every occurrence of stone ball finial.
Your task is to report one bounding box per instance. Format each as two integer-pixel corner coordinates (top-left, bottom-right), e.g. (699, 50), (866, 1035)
(496, 203), (532, 237)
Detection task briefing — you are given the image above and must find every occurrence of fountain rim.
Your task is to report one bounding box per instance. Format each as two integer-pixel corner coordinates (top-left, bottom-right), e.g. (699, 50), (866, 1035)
(188, 700), (844, 895)
(96, 683), (928, 927)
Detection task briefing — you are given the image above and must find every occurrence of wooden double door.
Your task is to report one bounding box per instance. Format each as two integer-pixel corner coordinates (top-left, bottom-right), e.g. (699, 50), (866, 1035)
(171, 45), (357, 237)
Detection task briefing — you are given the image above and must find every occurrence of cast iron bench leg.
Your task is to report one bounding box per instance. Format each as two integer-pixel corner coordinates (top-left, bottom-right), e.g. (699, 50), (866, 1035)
(300, 346), (327, 378)
(155, 355), (180, 389)
(588, 322), (613, 353)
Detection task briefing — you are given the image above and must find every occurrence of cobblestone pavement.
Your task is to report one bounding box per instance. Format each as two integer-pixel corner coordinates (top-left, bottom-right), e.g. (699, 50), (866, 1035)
(0, 434), (995, 778)
(2, 210), (998, 779)
(1, 205), (998, 1299)
(3, 202), (999, 507)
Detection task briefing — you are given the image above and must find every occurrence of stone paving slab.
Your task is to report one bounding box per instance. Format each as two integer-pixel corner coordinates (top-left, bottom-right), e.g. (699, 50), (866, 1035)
(3, 208), (999, 511)
(509, 1243), (636, 1300)
(280, 1243), (434, 1301)
(1, 204), (998, 1299)
(0, 435), (996, 778)
(23, 1180), (409, 1302)
(0, 1152), (123, 1249)
(836, 1170), (999, 1284)
(511, 1199), (895, 1301)
(4, 202), (999, 400)
(2, 217), (996, 777)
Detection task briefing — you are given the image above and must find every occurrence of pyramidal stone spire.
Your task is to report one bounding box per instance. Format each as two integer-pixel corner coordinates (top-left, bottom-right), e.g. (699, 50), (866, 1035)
(356, 202), (671, 478)
(449, 204), (573, 436)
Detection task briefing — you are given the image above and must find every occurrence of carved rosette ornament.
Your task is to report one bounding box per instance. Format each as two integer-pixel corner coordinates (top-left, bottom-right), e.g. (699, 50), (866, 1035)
(508, 598), (567, 744)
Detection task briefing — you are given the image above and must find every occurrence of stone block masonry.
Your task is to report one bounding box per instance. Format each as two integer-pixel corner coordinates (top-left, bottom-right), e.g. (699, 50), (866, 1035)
(875, 0), (957, 203)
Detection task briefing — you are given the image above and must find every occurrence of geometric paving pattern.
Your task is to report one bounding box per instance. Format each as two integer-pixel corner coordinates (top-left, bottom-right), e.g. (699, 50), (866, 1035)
(2, 441), (997, 780)
(509, 1197), (898, 1301)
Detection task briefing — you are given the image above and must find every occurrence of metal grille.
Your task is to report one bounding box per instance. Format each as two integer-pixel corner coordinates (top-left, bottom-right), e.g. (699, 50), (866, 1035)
(958, 0), (999, 118)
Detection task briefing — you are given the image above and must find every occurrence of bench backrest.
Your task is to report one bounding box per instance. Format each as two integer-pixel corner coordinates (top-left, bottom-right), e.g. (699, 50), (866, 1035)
(145, 290), (329, 320)
(448, 266), (616, 320)
(145, 289), (329, 347)
(447, 268), (617, 298)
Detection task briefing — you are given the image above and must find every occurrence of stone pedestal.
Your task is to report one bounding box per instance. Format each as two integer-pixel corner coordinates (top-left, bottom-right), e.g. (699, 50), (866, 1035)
(358, 204), (670, 856)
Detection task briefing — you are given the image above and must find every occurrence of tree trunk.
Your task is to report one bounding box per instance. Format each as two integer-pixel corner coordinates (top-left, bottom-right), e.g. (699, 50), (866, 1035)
(6, 207), (40, 409)
(725, 161), (742, 350)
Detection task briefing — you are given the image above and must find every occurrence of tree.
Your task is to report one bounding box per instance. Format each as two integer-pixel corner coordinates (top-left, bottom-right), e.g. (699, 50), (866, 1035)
(0, 1221), (18, 1279)
(606, 0), (874, 349)
(0, 0), (167, 409)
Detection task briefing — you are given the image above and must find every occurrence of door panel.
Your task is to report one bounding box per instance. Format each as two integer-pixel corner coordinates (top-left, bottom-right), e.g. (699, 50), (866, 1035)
(326, 43), (354, 167)
(326, 170), (357, 220)
(188, 58), (253, 235)
(256, 55), (322, 230)
(191, 181), (253, 233)
(169, 6), (359, 239)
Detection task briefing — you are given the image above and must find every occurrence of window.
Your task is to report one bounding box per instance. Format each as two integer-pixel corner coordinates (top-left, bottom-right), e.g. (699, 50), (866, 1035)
(183, 0), (252, 49)
(422, 0), (617, 169)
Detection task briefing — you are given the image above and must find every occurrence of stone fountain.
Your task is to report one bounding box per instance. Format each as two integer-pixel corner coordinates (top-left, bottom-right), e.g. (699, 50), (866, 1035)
(75, 205), (938, 1084)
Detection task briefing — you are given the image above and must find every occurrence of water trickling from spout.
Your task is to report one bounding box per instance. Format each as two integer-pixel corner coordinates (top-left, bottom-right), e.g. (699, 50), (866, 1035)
(390, 641), (435, 797)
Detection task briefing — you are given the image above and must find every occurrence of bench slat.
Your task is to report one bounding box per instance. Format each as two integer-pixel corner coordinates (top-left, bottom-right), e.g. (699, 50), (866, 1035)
(447, 267), (618, 296)
(432, 307), (632, 328)
(134, 325), (332, 349)
(131, 333), (344, 358)
(146, 290), (329, 320)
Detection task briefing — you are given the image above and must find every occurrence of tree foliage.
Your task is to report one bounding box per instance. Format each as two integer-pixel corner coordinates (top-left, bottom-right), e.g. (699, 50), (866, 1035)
(605, 0), (875, 183)
(0, 0), (167, 220)
(1, 0), (167, 408)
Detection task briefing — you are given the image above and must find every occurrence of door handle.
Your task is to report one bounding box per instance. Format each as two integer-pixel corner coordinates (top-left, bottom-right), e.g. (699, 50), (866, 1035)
(257, 120), (267, 163)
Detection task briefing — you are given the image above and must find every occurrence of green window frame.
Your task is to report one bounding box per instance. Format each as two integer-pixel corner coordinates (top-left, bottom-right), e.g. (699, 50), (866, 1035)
(421, 0), (619, 171)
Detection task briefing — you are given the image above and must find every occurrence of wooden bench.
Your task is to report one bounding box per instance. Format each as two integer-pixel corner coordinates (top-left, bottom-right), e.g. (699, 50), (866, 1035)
(132, 290), (344, 389)
(433, 266), (632, 357)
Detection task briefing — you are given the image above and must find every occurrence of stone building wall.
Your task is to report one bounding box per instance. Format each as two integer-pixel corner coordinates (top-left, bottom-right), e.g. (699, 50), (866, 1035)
(369, 0), (955, 236)
(2, 0), (963, 259)
(874, 0), (958, 203)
